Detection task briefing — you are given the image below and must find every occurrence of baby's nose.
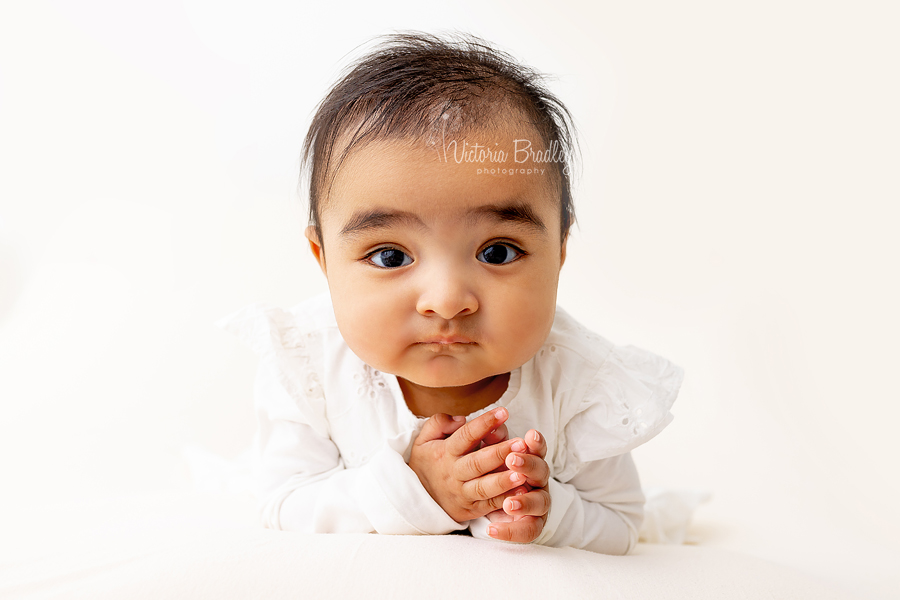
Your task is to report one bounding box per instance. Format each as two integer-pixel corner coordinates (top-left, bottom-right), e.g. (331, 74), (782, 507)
(415, 265), (478, 319)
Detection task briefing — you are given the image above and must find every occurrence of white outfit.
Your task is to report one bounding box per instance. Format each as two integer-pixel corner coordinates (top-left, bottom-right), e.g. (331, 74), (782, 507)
(218, 292), (684, 555)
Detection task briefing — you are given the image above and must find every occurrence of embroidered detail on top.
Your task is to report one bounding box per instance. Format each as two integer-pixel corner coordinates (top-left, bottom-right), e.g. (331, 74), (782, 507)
(279, 325), (324, 402)
(618, 401), (649, 436)
(598, 348), (673, 438)
(353, 364), (389, 400)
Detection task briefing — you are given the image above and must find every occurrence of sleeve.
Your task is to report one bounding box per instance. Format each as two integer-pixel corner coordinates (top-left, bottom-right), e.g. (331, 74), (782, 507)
(218, 303), (464, 536)
(534, 452), (645, 554)
(565, 344), (685, 468)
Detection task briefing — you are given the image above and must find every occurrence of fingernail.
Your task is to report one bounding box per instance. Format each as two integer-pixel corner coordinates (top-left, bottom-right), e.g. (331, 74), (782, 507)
(488, 526), (498, 538)
(510, 455), (524, 467)
(452, 416), (465, 422)
(508, 499), (521, 511)
(511, 472), (524, 483)
(494, 407), (508, 420)
(511, 440), (526, 452)
(531, 430), (540, 442)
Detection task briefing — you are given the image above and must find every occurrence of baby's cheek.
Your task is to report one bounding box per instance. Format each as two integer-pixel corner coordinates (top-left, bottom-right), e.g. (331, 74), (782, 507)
(499, 297), (555, 361)
(333, 298), (402, 372)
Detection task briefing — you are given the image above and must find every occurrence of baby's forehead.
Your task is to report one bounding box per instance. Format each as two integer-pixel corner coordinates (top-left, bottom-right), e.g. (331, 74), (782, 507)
(322, 133), (562, 237)
(331, 129), (561, 194)
(329, 113), (561, 181)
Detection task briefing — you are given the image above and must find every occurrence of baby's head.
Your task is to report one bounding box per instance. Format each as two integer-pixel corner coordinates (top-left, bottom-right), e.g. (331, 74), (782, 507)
(300, 32), (578, 396)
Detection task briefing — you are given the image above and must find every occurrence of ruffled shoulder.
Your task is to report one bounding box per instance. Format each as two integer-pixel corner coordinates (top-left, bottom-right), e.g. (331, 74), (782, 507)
(563, 341), (684, 468)
(215, 293), (334, 437)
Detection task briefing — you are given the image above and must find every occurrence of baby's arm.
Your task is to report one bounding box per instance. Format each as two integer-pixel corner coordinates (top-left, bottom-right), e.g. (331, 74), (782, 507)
(253, 361), (464, 535)
(257, 415), (469, 534)
(256, 365), (525, 534)
(536, 452), (644, 554)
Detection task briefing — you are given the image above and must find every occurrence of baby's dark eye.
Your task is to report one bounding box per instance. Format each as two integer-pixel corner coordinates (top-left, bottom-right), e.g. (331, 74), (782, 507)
(369, 248), (413, 269)
(477, 244), (522, 265)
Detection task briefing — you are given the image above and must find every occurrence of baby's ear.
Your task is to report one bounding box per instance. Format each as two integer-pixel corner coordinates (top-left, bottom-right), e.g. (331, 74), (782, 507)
(559, 233), (569, 269)
(305, 226), (327, 275)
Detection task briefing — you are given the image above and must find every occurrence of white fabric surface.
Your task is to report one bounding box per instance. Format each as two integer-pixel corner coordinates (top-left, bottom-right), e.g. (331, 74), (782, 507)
(216, 292), (685, 553)
(0, 491), (861, 600)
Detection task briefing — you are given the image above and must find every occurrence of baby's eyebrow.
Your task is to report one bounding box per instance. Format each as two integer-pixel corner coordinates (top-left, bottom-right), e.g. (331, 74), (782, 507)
(339, 202), (547, 239)
(339, 209), (426, 238)
(468, 202), (547, 234)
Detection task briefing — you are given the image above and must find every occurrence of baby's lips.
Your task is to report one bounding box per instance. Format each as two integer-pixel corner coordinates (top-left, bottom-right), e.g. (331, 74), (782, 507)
(417, 333), (476, 345)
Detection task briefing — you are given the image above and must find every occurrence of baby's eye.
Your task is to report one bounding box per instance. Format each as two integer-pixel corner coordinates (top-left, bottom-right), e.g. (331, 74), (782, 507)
(477, 243), (522, 265)
(368, 248), (413, 269)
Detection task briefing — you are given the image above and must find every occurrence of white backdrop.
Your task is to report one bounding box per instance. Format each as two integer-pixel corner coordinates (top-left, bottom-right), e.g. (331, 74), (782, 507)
(1, 1), (898, 597)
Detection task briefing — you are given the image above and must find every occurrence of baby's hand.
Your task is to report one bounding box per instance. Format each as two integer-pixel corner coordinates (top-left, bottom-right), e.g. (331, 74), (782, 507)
(409, 408), (529, 523)
(479, 420), (509, 449)
(485, 429), (551, 543)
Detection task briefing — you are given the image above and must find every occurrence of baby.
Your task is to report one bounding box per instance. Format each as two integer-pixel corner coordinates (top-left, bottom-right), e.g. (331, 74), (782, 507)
(220, 32), (684, 555)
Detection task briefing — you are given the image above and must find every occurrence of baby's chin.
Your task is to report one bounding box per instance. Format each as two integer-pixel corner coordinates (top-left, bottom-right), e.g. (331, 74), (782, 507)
(398, 373), (486, 390)
(390, 360), (511, 390)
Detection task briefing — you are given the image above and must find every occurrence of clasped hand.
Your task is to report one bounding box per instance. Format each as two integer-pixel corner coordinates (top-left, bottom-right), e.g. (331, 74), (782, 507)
(409, 407), (550, 543)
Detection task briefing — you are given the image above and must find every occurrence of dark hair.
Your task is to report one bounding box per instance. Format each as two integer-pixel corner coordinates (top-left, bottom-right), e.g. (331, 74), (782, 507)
(300, 31), (579, 246)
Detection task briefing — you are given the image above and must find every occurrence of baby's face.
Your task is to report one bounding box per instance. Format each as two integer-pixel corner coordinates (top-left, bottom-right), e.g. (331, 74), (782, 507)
(309, 126), (566, 390)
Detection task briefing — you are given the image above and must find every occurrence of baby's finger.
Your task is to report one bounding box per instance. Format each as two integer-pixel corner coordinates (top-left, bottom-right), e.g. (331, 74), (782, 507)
(455, 439), (514, 481)
(414, 413), (467, 445)
(462, 468), (527, 502)
(480, 424), (511, 473)
(503, 488), (551, 518)
(480, 423), (509, 448)
(484, 508), (515, 524)
(487, 515), (545, 544)
(524, 429), (547, 459)
(474, 485), (529, 516)
(446, 407), (508, 457)
(505, 452), (550, 488)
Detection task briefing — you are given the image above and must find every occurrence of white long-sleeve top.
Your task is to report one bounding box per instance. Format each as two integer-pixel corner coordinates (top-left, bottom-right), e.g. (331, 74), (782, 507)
(218, 292), (684, 555)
